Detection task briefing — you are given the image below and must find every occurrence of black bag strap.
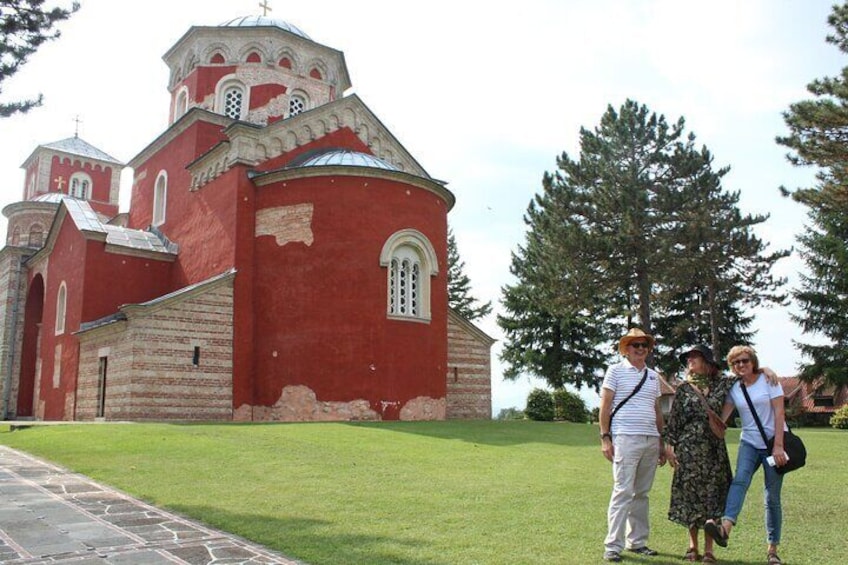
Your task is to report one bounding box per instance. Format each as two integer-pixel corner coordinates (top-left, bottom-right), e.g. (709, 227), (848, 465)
(740, 381), (772, 454)
(609, 369), (649, 431)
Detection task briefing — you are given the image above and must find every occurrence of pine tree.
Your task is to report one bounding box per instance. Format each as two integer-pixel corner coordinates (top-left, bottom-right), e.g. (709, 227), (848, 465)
(1, 0), (80, 117)
(500, 99), (787, 385)
(447, 227), (491, 321)
(776, 2), (848, 387)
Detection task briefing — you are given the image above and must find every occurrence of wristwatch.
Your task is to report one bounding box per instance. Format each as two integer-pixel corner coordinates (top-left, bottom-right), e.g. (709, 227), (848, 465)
(600, 432), (612, 441)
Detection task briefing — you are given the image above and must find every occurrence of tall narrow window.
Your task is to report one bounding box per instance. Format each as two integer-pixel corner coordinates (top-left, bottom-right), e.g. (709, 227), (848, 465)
(153, 171), (167, 226)
(69, 172), (92, 199)
(380, 229), (438, 322)
(174, 88), (188, 122)
(28, 225), (43, 247)
(55, 282), (67, 334)
(96, 356), (108, 418)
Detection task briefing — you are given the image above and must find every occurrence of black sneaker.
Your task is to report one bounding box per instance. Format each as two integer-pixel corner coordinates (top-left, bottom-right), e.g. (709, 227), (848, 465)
(603, 550), (622, 562)
(629, 546), (659, 556)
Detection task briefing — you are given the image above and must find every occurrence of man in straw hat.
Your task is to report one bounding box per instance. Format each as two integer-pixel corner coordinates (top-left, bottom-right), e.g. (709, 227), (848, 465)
(598, 328), (666, 562)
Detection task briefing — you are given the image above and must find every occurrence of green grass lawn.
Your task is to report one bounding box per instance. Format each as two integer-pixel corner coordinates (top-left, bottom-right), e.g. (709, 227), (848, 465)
(0, 421), (843, 565)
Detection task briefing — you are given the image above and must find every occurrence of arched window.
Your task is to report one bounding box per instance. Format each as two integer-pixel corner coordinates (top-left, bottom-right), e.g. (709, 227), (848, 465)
(289, 93), (306, 117)
(69, 172), (92, 199)
(28, 225), (43, 247)
(11, 226), (20, 245)
(174, 88), (189, 122)
(246, 51), (261, 63)
(380, 229), (439, 321)
(153, 170), (167, 226)
(216, 79), (247, 120)
(55, 282), (67, 335)
(210, 52), (225, 64)
(278, 57), (292, 69)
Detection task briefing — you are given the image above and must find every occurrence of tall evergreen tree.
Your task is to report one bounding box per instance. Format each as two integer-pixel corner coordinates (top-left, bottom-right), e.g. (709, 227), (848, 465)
(776, 2), (848, 387)
(500, 100), (787, 385)
(447, 227), (491, 321)
(1, 0), (79, 117)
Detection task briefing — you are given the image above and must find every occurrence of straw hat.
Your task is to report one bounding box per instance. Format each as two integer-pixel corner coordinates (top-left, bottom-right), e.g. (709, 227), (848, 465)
(618, 328), (655, 355)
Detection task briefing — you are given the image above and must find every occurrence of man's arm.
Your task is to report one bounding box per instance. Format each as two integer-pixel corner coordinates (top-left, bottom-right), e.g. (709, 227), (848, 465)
(599, 387), (615, 462)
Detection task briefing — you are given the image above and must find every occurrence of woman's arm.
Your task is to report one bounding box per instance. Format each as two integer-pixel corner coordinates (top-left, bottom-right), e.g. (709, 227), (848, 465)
(771, 396), (788, 466)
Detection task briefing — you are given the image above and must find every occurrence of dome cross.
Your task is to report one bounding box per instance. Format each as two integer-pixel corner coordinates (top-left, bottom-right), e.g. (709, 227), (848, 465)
(258, 0), (272, 16)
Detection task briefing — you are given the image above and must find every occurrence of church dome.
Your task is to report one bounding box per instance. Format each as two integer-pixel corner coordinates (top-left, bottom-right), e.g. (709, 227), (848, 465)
(219, 15), (310, 39)
(296, 149), (397, 170)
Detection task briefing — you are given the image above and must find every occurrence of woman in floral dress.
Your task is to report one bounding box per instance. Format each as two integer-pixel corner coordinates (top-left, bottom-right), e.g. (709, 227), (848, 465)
(664, 345), (736, 563)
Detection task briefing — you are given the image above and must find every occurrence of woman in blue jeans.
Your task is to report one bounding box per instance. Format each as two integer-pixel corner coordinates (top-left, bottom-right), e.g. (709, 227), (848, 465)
(705, 345), (788, 565)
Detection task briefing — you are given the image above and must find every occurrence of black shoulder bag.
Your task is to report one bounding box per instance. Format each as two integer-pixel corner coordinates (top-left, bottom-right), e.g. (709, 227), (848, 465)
(740, 382), (806, 475)
(608, 369), (649, 434)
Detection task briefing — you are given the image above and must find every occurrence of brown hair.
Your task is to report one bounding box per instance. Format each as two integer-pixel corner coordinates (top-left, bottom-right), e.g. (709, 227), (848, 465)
(726, 345), (760, 372)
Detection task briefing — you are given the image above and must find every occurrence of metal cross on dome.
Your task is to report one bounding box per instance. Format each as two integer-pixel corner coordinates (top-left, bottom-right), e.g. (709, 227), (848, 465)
(259, 0), (272, 16)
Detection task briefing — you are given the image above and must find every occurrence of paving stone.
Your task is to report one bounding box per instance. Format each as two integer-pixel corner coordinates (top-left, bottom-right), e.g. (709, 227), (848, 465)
(0, 446), (303, 564)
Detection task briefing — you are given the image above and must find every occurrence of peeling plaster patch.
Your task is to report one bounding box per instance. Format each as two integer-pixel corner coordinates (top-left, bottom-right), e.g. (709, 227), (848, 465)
(248, 385), (379, 422)
(400, 396), (446, 421)
(255, 204), (314, 247)
(233, 404), (253, 422)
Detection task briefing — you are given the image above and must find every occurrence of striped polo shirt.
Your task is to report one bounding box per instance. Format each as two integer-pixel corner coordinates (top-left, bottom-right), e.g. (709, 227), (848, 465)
(602, 358), (661, 437)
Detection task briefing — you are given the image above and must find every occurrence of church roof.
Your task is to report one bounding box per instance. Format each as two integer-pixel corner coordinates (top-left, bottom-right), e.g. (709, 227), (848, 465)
(219, 15), (310, 39)
(293, 149), (397, 171)
(38, 136), (122, 165)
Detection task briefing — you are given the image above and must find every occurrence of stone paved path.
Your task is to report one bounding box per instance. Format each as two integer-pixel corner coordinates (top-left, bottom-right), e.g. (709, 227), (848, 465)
(0, 445), (303, 564)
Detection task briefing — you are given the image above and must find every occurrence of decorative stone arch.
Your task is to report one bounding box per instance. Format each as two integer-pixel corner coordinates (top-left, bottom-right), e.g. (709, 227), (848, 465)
(10, 226), (21, 245)
(284, 131), (298, 151)
(357, 123), (371, 145)
(342, 108), (357, 130)
(305, 58), (328, 81)
(238, 43), (269, 63)
(379, 229), (439, 321)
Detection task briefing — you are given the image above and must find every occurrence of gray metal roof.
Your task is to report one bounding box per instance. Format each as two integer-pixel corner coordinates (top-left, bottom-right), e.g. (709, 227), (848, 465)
(103, 225), (174, 254)
(40, 137), (122, 165)
(31, 193), (66, 203)
(219, 15), (310, 39)
(296, 149), (397, 170)
(63, 198), (107, 234)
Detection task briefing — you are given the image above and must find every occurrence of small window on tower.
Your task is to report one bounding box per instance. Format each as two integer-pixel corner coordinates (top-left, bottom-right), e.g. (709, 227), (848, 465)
(222, 84), (245, 119)
(69, 172), (92, 200)
(153, 171), (167, 226)
(289, 93), (306, 117)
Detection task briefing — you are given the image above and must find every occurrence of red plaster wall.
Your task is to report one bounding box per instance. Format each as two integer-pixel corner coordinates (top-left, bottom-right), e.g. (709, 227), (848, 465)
(250, 84), (288, 110)
(128, 120), (234, 288)
(36, 216), (87, 420)
(247, 174), (449, 419)
(80, 241), (174, 323)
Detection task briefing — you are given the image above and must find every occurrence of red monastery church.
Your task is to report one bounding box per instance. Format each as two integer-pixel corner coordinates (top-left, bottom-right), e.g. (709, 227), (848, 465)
(0, 15), (494, 422)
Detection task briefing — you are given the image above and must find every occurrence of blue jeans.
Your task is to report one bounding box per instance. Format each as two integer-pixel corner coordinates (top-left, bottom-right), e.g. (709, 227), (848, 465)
(723, 440), (784, 544)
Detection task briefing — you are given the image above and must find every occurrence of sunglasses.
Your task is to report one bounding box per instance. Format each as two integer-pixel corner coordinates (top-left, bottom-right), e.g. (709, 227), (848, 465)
(629, 342), (650, 349)
(731, 358), (751, 366)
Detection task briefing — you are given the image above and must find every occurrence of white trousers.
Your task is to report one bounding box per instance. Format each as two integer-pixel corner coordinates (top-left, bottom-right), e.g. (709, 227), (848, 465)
(604, 434), (660, 553)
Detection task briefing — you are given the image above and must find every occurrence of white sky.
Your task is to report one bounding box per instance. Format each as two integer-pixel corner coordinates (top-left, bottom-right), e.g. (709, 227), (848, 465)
(0, 0), (842, 416)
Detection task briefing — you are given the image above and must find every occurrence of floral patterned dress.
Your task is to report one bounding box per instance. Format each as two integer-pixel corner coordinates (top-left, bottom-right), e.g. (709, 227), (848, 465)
(664, 376), (737, 528)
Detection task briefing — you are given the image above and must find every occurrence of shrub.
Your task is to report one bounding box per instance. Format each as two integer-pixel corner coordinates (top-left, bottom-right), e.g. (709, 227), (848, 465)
(496, 407), (525, 420)
(830, 404), (848, 429)
(553, 389), (589, 423)
(525, 388), (555, 421)
(591, 407), (600, 423)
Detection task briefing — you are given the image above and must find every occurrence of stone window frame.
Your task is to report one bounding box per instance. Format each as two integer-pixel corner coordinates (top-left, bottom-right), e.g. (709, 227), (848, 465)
(288, 90), (308, 117)
(153, 170), (167, 227)
(379, 229), (438, 322)
(55, 281), (67, 335)
(216, 77), (249, 120)
(69, 171), (92, 199)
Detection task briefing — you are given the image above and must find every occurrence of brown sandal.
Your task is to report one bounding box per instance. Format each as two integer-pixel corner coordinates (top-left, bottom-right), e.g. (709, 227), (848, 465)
(767, 552), (782, 564)
(702, 552), (717, 563)
(684, 548), (700, 562)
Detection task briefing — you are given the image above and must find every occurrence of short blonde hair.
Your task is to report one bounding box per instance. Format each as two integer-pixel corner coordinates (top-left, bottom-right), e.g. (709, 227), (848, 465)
(726, 345), (759, 372)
